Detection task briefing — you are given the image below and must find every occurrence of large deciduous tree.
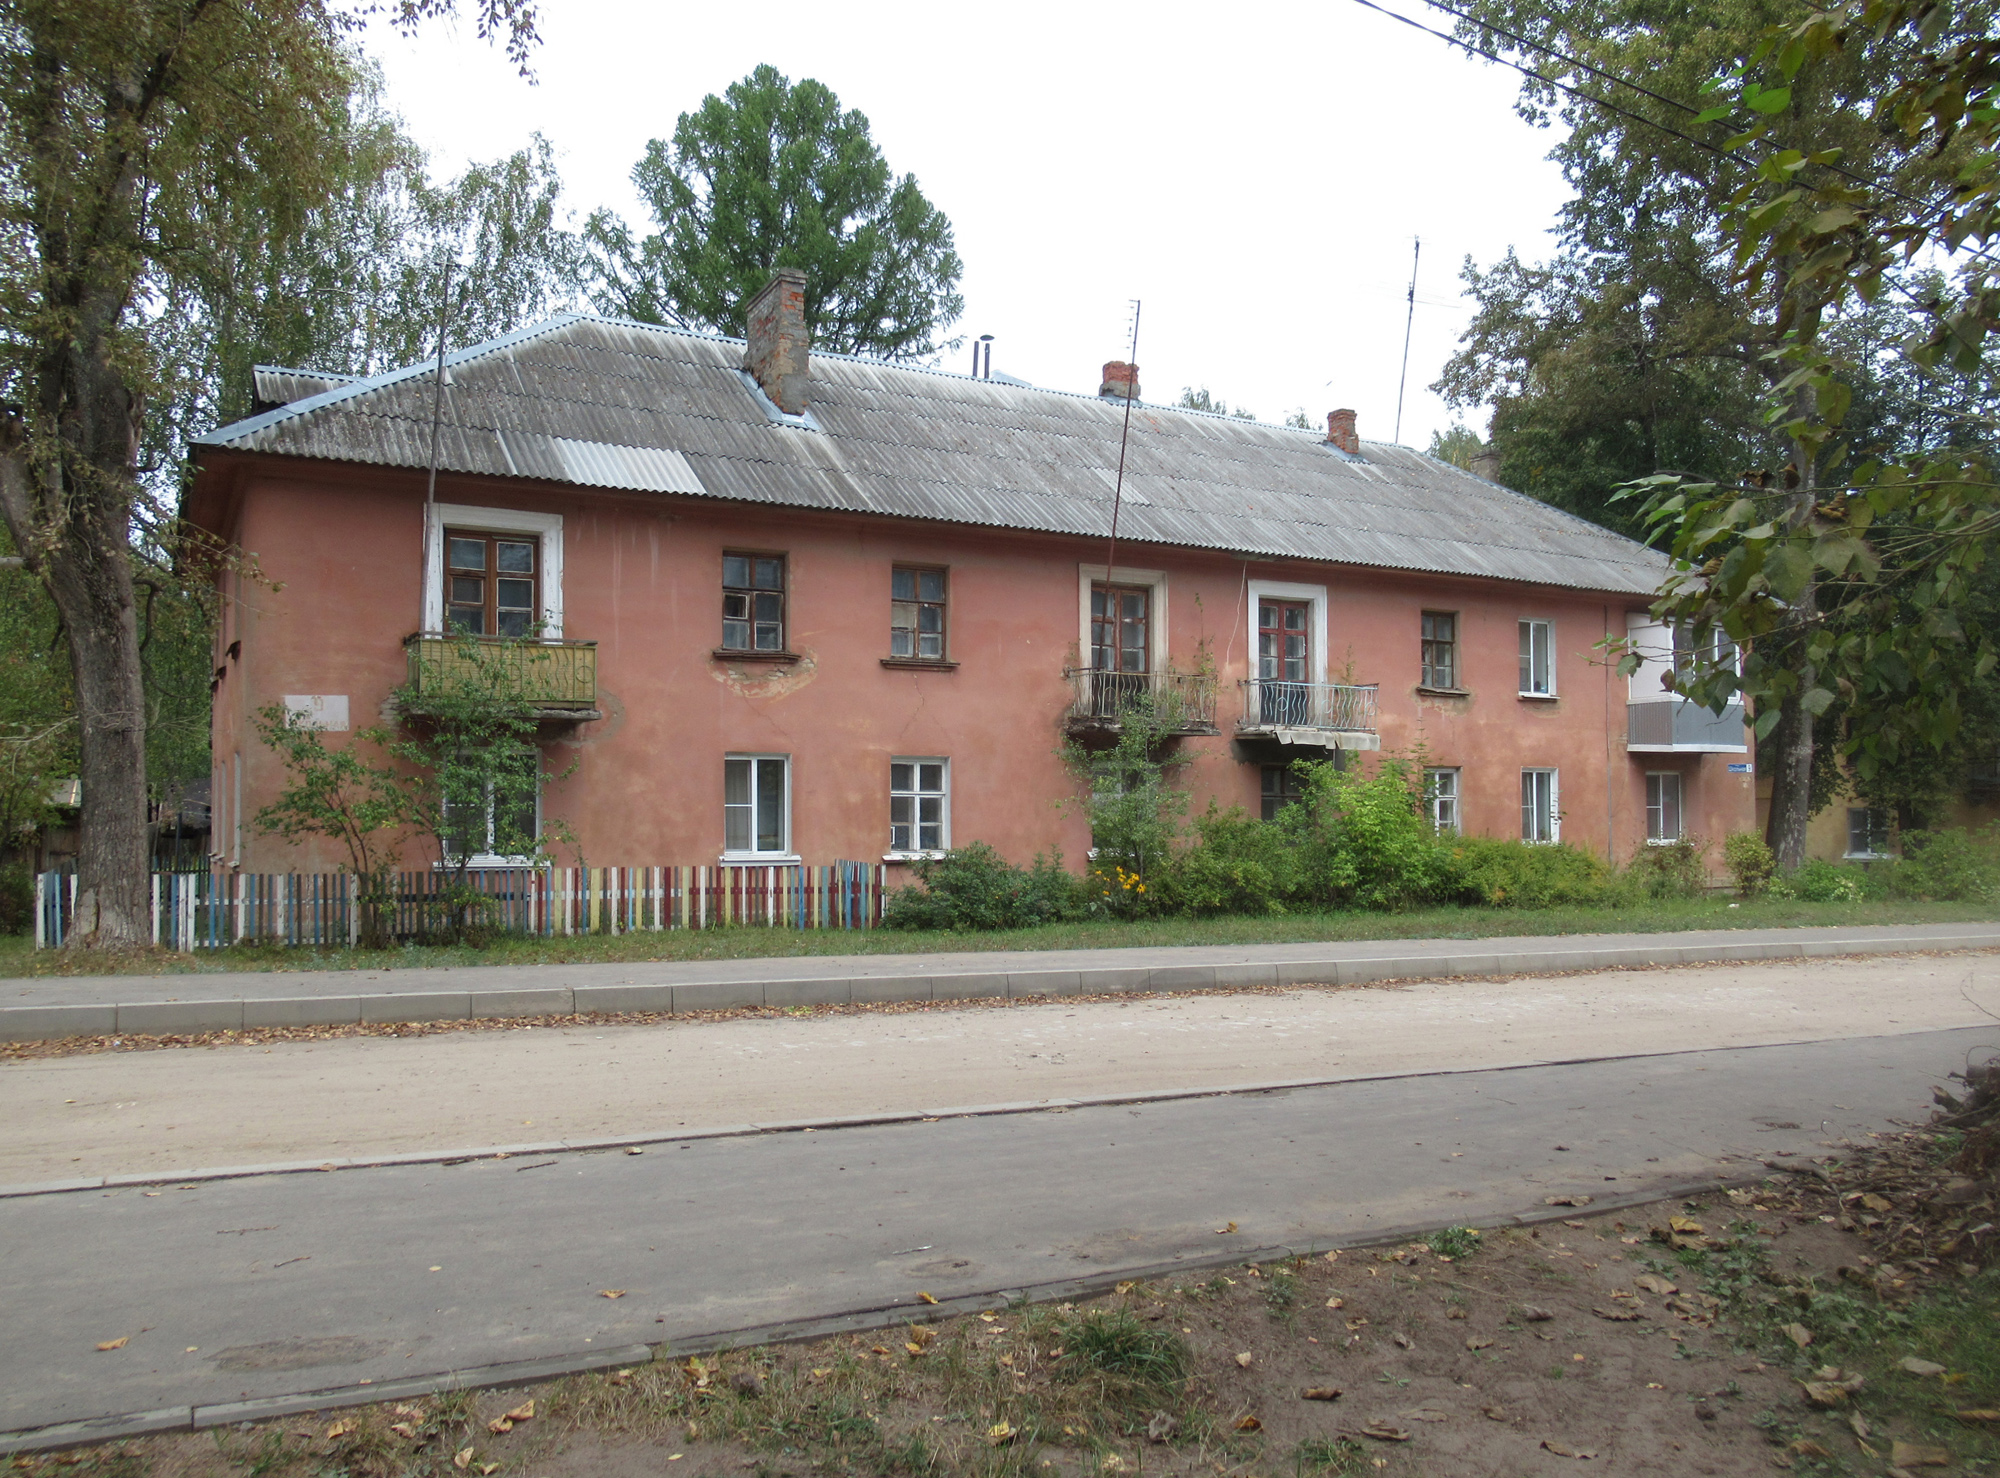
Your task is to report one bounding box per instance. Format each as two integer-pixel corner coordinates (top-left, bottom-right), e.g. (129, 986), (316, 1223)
(586, 64), (964, 361)
(0, 0), (538, 947)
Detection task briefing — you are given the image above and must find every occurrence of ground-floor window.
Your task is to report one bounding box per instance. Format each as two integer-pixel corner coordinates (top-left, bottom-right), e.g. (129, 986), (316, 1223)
(1646, 771), (1683, 842)
(1521, 768), (1559, 844)
(725, 754), (790, 856)
(1425, 767), (1460, 835)
(1846, 806), (1891, 859)
(441, 753), (541, 865)
(891, 758), (949, 853)
(1261, 764), (1305, 821)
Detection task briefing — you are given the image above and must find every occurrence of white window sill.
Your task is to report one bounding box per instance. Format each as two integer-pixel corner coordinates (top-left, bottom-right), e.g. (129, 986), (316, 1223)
(438, 856), (543, 870)
(1643, 837), (1683, 846)
(1518, 691), (1559, 701)
(1843, 851), (1892, 861)
(719, 852), (802, 866)
(883, 850), (949, 863)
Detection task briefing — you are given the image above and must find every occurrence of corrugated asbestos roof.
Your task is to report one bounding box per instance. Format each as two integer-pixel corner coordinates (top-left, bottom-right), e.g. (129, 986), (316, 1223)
(201, 315), (1668, 596)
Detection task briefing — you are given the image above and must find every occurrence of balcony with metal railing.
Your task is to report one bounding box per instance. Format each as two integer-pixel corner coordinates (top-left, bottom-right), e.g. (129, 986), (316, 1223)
(1236, 680), (1381, 749)
(1062, 668), (1218, 735)
(403, 633), (600, 716)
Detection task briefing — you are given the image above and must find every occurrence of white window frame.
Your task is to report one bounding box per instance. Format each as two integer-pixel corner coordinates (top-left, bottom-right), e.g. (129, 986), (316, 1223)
(886, 756), (950, 860)
(1645, 771), (1683, 843)
(423, 503), (564, 637)
(442, 767), (543, 869)
(1521, 768), (1560, 844)
(723, 753), (796, 863)
(1078, 564), (1169, 674)
(1518, 619), (1556, 697)
(1247, 580), (1330, 686)
(1845, 806), (1892, 860)
(1425, 766), (1461, 835)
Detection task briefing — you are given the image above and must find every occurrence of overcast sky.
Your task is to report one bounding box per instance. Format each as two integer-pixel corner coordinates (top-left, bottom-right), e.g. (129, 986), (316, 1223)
(368, 0), (1572, 451)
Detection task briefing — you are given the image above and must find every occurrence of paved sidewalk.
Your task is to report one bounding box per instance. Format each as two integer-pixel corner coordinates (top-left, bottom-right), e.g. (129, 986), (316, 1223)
(5, 920), (1998, 1041)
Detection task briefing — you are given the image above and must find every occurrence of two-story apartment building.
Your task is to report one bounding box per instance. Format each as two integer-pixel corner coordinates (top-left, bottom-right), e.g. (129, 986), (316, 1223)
(184, 271), (1755, 877)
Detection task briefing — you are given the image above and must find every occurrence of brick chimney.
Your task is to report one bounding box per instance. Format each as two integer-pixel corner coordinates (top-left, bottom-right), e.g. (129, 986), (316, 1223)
(1471, 447), (1502, 482)
(1325, 408), (1359, 455)
(1099, 361), (1140, 401)
(743, 269), (810, 415)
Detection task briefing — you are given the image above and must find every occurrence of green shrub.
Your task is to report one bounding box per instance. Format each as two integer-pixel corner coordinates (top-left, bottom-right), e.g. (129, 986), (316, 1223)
(0, 862), (31, 934)
(1778, 858), (1865, 903)
(882, 842), (1083, 930)
(1449, 836), (1623, 908)
(1158, 804), (1292, 915)
(1283, 756), (1458, 910)
(1626, 836), (1710, 899)
(1723, 831), (1776, 898)
(1885, 825), (2000, 902)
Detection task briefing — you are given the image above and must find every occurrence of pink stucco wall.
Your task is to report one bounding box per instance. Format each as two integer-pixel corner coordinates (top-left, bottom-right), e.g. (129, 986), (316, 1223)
(195, 455), (1756, 878)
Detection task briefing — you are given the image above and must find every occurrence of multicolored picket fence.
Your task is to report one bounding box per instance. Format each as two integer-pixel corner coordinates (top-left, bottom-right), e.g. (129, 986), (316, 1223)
(33, 862), (889, 950)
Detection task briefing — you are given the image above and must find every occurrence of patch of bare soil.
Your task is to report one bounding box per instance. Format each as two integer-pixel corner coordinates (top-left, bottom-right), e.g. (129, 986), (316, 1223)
(13, 1193), (1891, 1478)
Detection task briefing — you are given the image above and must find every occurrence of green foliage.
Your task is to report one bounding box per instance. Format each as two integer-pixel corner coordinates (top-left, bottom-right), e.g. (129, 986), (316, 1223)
(1426, 422), (1485, 473)
(1282, 756), (1460, 910)
(1723, 831), (1777, 898)
(0, 861), (30, 934)
(587, 64), (963, 361)
(1449, 836), (1623, 909)
(881, 843), (1083, 931)
(1175, 387), (1256, 420)
(1058, 1308), (1188, 1384)
(1157, 804), (1291, 917)
(1776, 858), (1865, 904)
(1626, 836), (1711, 900)
(1884, 826), (2000, 903)
(1425, 1226), (1484, 1260)
(1065, 698), (1192, 918)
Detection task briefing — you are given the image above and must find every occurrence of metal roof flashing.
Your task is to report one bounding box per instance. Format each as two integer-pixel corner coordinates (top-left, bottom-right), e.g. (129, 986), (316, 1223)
(735, 369), (823, 432)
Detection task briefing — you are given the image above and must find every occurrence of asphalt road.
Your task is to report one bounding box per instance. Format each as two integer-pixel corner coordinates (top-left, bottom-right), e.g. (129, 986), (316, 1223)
(3, 1025), (1989, 1436)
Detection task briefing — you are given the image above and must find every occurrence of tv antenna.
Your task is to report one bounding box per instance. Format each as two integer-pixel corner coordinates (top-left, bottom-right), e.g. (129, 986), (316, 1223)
(1103, 299), (1141, 581)
(1393, 236), (1421, 445)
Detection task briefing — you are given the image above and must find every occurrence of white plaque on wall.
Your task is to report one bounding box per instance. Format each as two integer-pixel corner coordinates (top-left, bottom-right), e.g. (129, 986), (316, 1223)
(283, 694), (350, 731)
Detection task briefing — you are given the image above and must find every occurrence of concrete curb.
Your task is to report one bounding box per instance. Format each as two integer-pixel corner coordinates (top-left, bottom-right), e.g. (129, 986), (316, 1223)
(0, 1173), (1772, 1456)
(7, 929), (2000, 1044)
(0, 1037), (1851, 1199)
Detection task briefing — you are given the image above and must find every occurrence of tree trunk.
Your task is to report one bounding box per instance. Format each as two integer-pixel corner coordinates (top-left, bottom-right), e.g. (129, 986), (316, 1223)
(1765, 648), (1815, 871)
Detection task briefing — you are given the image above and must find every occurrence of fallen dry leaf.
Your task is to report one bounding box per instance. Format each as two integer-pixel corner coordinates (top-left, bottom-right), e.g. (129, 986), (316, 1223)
(452, 1447), (474, 1471)
(504, 1400), (533, 1422)
(1482, 1406), (1508, 1421)
(1234, 1351), (1253, 1368)
(1592, 1306), (1643, 1322)
(916, 1291), (938, 1305)
(1216, 1221), (1238, 1235)
(904, 1342), (926, 1357)
(1544, 1194), (1593, 1207)
(1325, 1296), (1344, 1309)
(1801, 1381), (1851, 1409)
(1520, 1306), (1554, 1322)
(1901, 1357), (1948, 1377)
(1541, 1439), (1598, 1459)
(1860, 1192), (1894, 1212)
(93, 1337), (128, 1352)
(1361, 1422), (1411, 1442)
(1633, 1274), (1677, 1296)
(324, 1421), (354, 1440)
(1392, 1332), (1414, 1349)
(1788, 1439), (1832, 1458)
(907, 1325), (936, 1348)
(1953, 1409), (2000, 1422)
(598, 1289), (625, 1299)
(1446, 1305), (1467, 1319)
(1466, 1336), (1495, 1350)
(1890, 1440), (1953, 1467)
(986, 1422), (1016, 1446)
(1301, 1388), (1343, 1402)
(1233, 1415), (1262, 1432)
(387, 1423), (417, 1440)
(1850, 1413), (1873, 1440)
(1782, 1323), (1813, 1348)
(1400, 1407), (1449, 1423)
(1668, 1216), (1704, 1234)
(478, 1467), (499, 1476)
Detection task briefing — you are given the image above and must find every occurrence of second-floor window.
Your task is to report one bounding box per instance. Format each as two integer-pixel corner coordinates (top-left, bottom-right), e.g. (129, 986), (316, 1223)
(1258, 601), (1309, 681)
(1421, 611), (1458, 689)
(722, 553), (786, 652)
(891, 567), (947, 659)
(1092, 584), (1149, 673)
(446, 530), (539, 637)
(1519, 619), (1554, 695)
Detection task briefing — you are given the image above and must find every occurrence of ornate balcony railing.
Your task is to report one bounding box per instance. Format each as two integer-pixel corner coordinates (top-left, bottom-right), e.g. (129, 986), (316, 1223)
(403, 633), (598, 712)
(1237, 680), (1380, 744)
(1063, 668), (1217, 734)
